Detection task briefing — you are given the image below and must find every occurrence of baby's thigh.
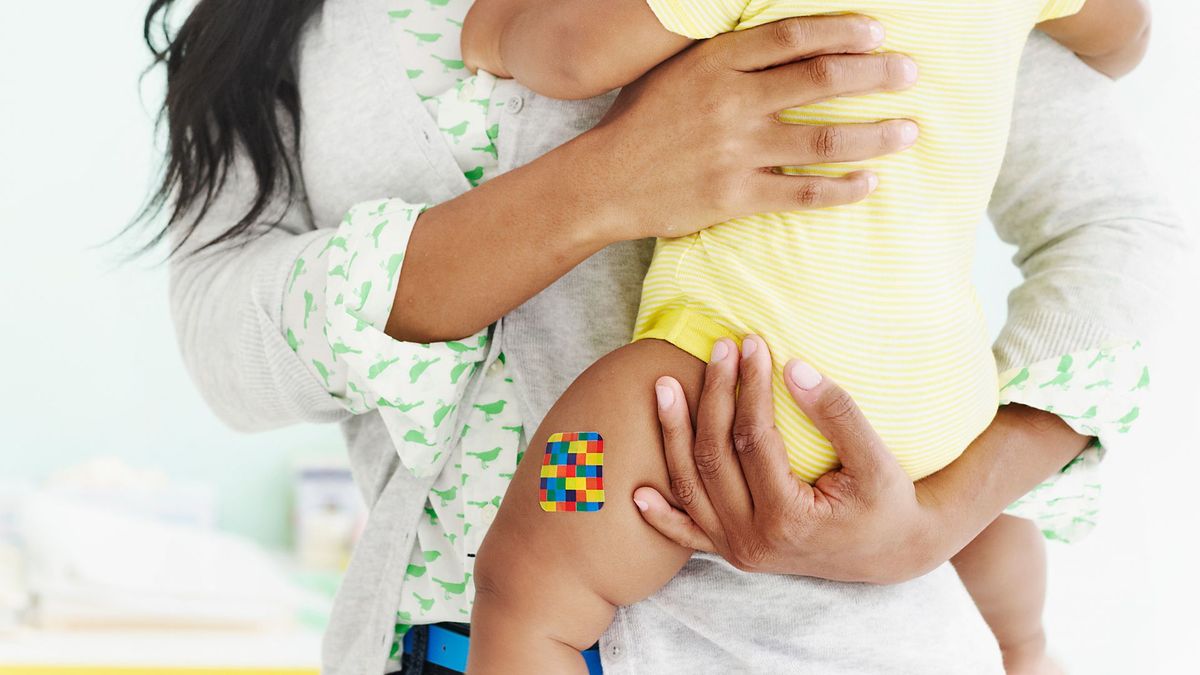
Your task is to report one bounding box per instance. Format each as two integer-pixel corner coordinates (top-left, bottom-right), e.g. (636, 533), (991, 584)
(476, 339), (706, 611)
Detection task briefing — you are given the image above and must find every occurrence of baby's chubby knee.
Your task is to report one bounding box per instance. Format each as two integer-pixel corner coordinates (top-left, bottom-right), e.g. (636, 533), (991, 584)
(472, 340), (705, 615)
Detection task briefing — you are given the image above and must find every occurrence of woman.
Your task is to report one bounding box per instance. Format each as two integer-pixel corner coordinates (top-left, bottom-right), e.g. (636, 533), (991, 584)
(144, 0), (1184, 673)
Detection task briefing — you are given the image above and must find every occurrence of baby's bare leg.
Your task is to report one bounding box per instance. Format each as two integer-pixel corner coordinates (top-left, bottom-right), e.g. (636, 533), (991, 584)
(468, 339), (705, 674)
(952, 515), (1060, 675)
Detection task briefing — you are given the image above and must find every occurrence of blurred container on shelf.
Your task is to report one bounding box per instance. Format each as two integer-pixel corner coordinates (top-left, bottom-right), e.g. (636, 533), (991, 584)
(292, 457), (365, 571)
(12, 457), (330, 631)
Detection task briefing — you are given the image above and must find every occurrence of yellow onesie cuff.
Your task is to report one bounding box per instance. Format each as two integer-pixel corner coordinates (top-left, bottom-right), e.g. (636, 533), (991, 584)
(634, 306), (742, 363)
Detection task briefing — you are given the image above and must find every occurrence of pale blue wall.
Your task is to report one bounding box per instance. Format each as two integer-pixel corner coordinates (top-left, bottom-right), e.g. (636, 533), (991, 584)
(0, 0), (344, 548)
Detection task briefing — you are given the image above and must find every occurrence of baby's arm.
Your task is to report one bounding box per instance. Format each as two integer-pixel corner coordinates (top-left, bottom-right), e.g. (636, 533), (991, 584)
(462, 0), (693, 100)
(1038, 0), (1151, 79)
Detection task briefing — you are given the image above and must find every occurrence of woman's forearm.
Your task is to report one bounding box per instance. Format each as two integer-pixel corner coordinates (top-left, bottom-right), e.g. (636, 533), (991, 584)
(385, 132), (619, 343)
(916, 404), (1092, 549)
(390, 16), (916, 343)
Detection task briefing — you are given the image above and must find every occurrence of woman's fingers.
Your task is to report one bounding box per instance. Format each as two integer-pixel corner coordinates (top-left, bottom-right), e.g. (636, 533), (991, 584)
(717, 15), (885, 72)
(730, 336), (798, 512)
(756, 119), (919, 168)
(753, 53), (918, 112)
(691, 339), (754, 527)
(782, 359), (898, 492)
(745, 170), (880, 214)
(654, 375), (725, 540)
(633, 486), (717, 553)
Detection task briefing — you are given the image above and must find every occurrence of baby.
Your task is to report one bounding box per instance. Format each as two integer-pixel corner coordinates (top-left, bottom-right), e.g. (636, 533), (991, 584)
(460, 1), (1149, 673)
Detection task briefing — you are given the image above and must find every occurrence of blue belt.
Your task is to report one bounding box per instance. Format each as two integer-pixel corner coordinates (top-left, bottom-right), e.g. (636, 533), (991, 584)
(403, 623), (603, 674)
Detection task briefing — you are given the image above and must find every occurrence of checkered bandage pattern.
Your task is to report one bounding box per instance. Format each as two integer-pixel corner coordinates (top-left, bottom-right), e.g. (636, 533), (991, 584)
(539, 432), (605, 512)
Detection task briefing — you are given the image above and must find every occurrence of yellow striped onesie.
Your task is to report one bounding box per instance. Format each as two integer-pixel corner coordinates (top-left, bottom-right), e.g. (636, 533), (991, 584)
(634, 0), (1086, 482)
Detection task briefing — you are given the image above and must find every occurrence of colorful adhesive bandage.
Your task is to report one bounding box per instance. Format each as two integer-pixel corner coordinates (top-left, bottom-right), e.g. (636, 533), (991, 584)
(539, 432), (605, 512)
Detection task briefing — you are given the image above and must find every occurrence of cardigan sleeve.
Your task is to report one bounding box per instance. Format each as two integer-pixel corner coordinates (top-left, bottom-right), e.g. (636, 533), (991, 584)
(988, 33), (1188, 374)
(282, 199), (491, 478)
(168, 139), (358, 432)
(984, 34), (1190, 538)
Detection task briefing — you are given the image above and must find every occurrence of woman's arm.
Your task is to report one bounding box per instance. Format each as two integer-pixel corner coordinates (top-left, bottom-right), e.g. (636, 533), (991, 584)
(391, 15), (921, 343)
(169, 137), (351, 432)
(462, 0), (690, 100)
(172, 16), (917, 428)
(633, 34), (1189, 581)
(635, 339), (1088, 582)
(988, 32), (1185, 370)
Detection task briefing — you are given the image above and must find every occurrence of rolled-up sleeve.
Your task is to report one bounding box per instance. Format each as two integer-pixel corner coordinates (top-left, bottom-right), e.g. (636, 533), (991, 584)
(986, 34), (1190, 541)
(1000, 341), (1148, 541)
(283, 199), (490, 478)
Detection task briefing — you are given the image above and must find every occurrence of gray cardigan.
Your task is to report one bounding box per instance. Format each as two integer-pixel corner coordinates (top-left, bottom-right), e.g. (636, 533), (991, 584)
(168, 1), (1186, 672)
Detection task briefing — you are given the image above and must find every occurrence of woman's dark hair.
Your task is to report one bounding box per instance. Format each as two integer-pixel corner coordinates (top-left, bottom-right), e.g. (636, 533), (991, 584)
(136, 0), (325, 256)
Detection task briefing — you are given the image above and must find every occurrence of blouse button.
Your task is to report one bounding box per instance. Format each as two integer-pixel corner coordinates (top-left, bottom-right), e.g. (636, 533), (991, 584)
(505, 96), (525, 114)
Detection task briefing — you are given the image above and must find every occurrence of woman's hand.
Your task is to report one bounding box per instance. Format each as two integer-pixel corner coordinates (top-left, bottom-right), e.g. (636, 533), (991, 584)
(392, 16), (917, 343)
(584, 14), (919, 240)
(635, 336), (1091, 584)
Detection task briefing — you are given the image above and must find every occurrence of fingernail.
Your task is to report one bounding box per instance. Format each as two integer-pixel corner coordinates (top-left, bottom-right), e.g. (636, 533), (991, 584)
(895, 55), (918, 84)
(742, 336), (758, 357)
(634, 498), (649, 512)
(711, 340), (729, 362)
(788, 360), (823, 390)
(898, 120), (919, 147)
(868, 20), (885, 45)
(865, 172), (879, 192)
(655, 383), (675, 410)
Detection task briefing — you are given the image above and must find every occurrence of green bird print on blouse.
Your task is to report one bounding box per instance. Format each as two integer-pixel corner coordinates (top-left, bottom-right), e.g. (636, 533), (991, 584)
(432, 402), (456, 428)
(433, 573), (472, 600)
(404, 429), (437, 447)
(466, 447), (502, 469)
(413, 593), (436, 613)
(432, 55), (465, 72)
(302, 291), (315, 330)
(445, 340), (478, 353)
(378, 398), (424, 413)
(403, 29), (442, 45)
(285, 328), (301, 352)
(368, 357), (401, 379)
(1131, 366), (1150, 391)
(431, 486), (458, 505)
(440, 120), (469, 142)
(288, 257), (306, 294)
(449, 361), (474, 384)
(473, 400), (507, 421)
(463, 166), (485, 186)
(1001, 340), (1150, 543)
(409, 356), (441, 383)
